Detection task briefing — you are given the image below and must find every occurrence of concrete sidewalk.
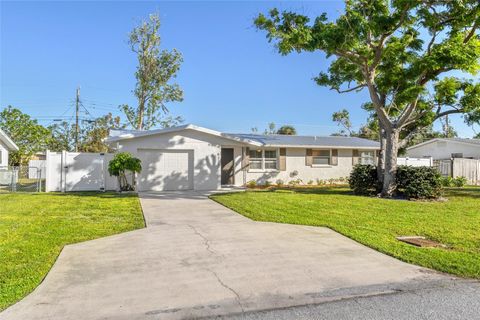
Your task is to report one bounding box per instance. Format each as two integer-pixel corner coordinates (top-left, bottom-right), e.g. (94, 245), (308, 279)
(1, 191), (451, 320)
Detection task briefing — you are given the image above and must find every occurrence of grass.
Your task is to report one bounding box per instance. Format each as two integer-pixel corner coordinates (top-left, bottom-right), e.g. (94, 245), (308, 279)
(211, 187), (480, 279)
(0, 192), (144, 311)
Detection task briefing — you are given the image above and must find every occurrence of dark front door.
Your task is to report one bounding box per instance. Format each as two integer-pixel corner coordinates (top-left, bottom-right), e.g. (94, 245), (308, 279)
(221, 148), (234, 185)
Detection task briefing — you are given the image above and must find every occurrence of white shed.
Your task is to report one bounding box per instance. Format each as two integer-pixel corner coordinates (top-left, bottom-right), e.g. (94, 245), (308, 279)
(407, 138), (480, 160)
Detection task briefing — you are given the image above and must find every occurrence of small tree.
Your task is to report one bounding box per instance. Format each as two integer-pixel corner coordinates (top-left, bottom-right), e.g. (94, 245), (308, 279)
(108, 152), (142, 191)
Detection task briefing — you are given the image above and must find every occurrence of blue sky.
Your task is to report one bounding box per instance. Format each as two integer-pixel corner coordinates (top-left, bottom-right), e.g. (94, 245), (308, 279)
(0, 1), (476, 137)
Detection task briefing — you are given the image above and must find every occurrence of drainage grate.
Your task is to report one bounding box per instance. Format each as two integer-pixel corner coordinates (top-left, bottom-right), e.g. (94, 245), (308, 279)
(396, 236), (446, 248)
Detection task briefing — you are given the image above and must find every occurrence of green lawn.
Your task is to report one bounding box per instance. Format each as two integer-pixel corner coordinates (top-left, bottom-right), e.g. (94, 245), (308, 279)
(211, 187), (480, 279)
(0, 192), (144, 311)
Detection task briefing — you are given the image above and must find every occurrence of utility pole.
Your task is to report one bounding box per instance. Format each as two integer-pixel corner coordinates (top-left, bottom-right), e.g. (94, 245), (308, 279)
(75, 87), (80, 152)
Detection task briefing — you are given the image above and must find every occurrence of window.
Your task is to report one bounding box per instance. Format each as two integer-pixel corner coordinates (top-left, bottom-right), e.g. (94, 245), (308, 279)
(249, 149), (278, 170)
(312, 150), (330, 165)
(264, 150), (277, 169)
(359, 151), (375, 165)
(249, 149), (263, 169)
(451, 153), (463, 158)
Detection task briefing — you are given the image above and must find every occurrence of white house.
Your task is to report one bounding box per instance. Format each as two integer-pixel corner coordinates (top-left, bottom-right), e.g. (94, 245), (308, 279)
(105, 124), (380, 191)
(407, 138), (480, 160)
(0, 128), (19, 166)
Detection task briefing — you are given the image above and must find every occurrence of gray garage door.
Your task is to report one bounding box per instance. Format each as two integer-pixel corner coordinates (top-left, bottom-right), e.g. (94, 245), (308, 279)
(137, 150), (193, 191)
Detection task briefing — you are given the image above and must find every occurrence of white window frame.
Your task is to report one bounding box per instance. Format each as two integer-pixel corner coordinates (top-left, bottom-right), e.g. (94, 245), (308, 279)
(359, 150), (375, 165)
(249, 148), (278, 171)
(312, 149), (331, 166)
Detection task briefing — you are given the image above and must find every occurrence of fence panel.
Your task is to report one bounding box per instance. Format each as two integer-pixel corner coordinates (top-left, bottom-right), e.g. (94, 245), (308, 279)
(0, 166), (44, 192)
(453, 158), (480, 185)
(28, 160), (46, 179)
(433, 160), (452, 177)
(45, 151), (117, 192)
(397, 157), (433, 167)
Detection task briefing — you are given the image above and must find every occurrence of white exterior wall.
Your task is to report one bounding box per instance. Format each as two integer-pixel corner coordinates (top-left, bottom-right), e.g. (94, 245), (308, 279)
(407, 140), (480, 160)
(0, 140), (9, 166)
(116, 129), (244, 191)
(237, 148), (355, 185)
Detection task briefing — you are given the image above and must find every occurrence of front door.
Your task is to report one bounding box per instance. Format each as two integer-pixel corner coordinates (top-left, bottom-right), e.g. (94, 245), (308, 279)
(221, 148), (234, 185)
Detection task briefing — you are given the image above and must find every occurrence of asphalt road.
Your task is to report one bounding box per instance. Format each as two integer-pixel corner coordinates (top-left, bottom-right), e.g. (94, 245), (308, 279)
(216, 279), (480, 320)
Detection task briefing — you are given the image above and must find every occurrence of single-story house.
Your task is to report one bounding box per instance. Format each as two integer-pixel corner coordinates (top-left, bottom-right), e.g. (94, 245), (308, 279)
(105, 124), (380, 191)
(407, 138), (480, 160)
(0, 128), (19, 167)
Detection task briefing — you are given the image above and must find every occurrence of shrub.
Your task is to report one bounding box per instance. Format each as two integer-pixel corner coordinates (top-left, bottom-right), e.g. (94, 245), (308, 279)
(453, 176), (468, 187)
(276, 179), (284, 187)
(441, 176), (454, 187)
(316, 178), (325, 186)
(307, 180), (314, 185)
(348, 165), (378, 195)
(288, 178), (302, 186)
(396, 166), (443, 199)
(246, 180), (257, 188)
(264, 180), (272, 187)
(108, 152), (142, 191)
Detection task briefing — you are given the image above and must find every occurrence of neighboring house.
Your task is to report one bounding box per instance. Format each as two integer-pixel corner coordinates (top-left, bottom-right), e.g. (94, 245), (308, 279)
(407, 138), (480, 160)
(105, 124), (380, 191)
(0, 128), (19, 167)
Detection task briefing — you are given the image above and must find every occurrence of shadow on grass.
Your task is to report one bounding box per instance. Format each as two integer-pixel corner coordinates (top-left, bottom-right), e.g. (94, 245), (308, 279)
(19, 192), (138, 199)
(212, 186), (356, 198)
(444, 187), (480, 199)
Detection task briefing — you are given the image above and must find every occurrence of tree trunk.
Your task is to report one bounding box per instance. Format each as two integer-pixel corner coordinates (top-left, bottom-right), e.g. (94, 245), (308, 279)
(136, 101), (144, 130)
(381, 129), (400, 197)
(377, 127), (386, 189)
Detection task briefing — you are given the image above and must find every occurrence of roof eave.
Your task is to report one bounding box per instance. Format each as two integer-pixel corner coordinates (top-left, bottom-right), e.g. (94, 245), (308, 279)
(262, 144), (380, 149)
(0, 128), (19, 151)
(104, 124), (264, 147)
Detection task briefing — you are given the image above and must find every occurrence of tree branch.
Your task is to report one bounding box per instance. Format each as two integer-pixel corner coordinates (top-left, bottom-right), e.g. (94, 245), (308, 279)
(333, 84), (366, 93)
(464, 20), (479, 44)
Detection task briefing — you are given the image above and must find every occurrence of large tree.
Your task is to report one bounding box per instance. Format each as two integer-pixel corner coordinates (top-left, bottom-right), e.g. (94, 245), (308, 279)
(255, 1), (480, 196)
(120, 13), (184, 130)
(0, 106), (50, 165)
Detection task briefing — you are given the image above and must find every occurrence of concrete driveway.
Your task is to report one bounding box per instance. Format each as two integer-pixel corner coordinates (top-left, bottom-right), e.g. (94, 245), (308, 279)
(1, 192), (450, 320)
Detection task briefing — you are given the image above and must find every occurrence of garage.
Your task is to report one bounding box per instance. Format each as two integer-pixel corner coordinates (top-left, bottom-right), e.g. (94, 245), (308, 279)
(137, 149), (194, 191)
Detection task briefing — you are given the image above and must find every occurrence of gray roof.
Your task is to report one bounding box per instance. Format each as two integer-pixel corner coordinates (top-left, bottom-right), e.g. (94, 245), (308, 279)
(106, 124), (380, 149)
(225, 133), (380, 149)
(444, 138), (480, 145)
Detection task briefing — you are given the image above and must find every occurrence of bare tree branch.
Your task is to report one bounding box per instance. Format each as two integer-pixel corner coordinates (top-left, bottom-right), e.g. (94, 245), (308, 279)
(333, 84), (366, 93)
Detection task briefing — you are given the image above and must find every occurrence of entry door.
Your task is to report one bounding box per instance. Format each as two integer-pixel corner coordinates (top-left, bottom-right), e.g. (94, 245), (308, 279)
(221, 148), (234, 185)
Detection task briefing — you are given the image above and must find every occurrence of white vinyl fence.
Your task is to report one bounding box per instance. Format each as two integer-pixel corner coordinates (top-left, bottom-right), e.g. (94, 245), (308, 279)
(434, 158), (480, 185)
(45, 151), (118, 192)
(28, 159), (46, 179)
(397, 157), (433, 167)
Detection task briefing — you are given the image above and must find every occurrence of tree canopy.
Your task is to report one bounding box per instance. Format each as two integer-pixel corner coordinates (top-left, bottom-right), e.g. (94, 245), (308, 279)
(276, 125), (297, 135)
(120, 13), (184, 130)
(0, 106), (51, 165)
